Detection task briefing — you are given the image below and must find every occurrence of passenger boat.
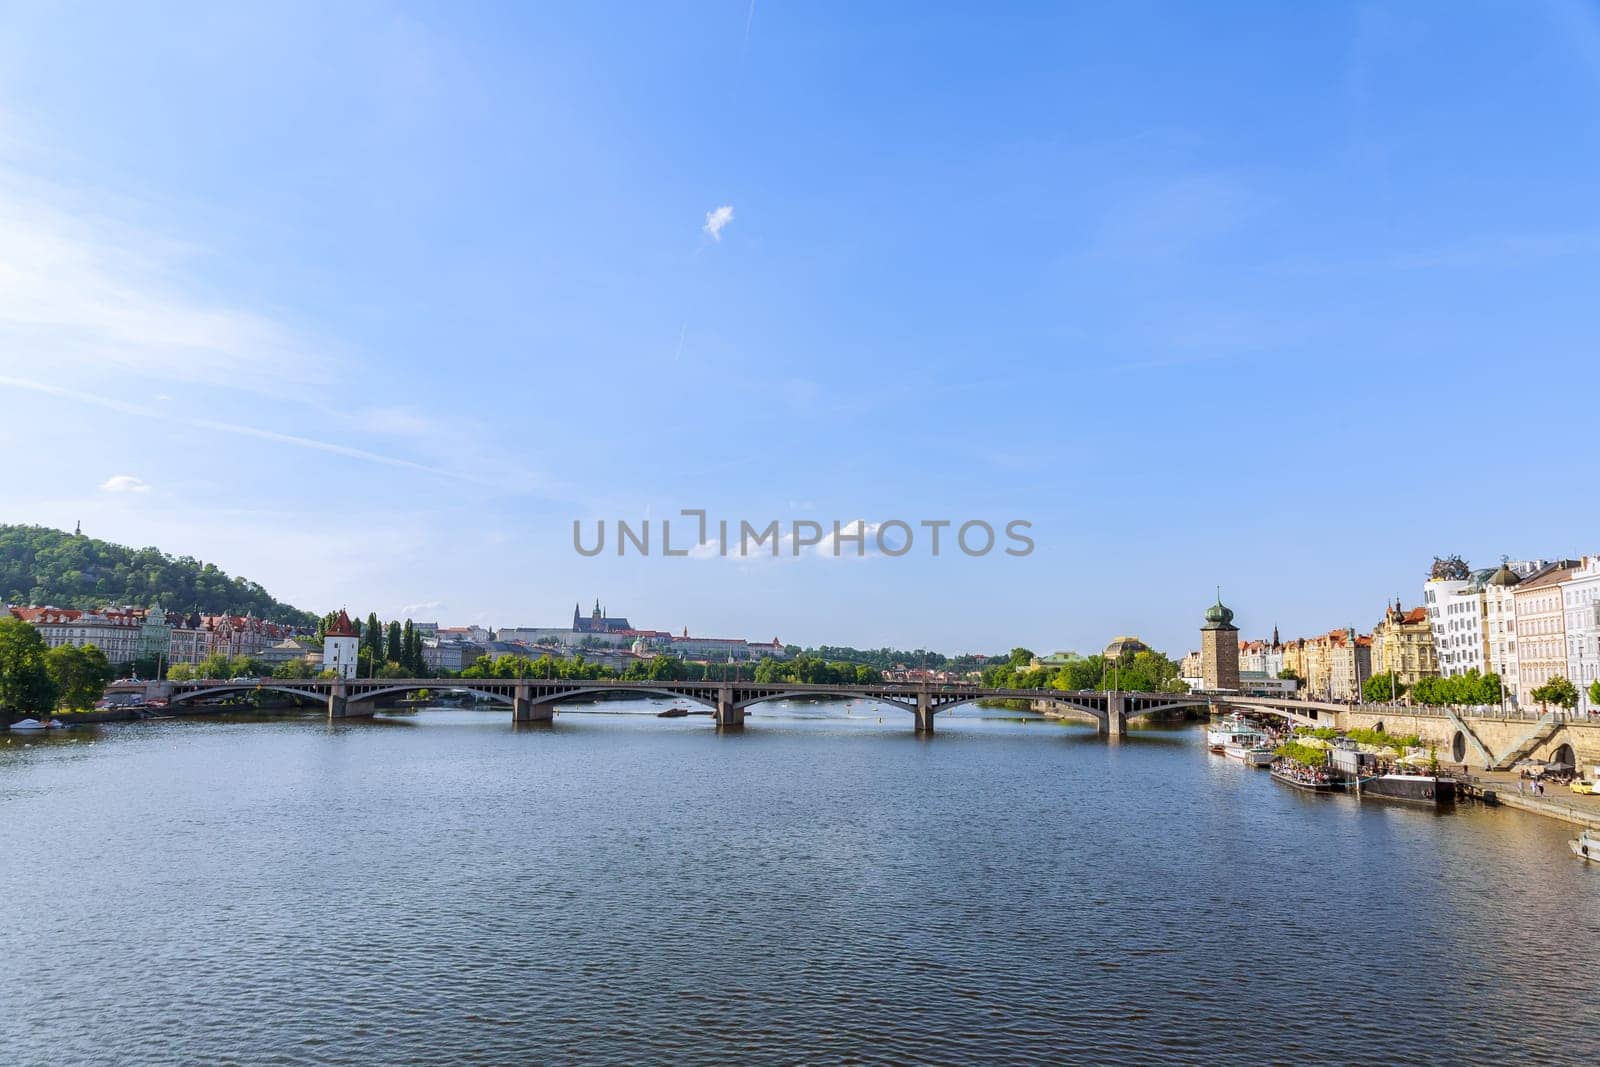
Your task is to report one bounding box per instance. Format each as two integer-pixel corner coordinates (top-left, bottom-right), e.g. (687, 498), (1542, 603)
(1269, 759), (1342, 792)
(1207, 715), (1265, 754)
(1571, 830), (1599, 862)
(656, 707), (691, 718)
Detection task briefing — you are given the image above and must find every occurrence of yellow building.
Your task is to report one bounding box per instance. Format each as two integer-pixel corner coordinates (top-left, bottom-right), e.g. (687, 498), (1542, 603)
(1282, 628), (1372, 700)
(1370, 601), (1439, 690)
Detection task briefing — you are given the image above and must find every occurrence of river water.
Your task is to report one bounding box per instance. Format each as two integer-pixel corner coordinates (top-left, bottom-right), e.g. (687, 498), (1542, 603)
(2, 701), (1596, 1065)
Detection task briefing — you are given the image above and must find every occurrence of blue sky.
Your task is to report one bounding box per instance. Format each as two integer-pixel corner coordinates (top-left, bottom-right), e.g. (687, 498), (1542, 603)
(3, 1), (1598, 655)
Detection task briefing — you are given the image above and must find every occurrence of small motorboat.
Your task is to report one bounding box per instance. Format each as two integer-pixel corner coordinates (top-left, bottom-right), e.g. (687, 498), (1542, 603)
(1571, 829), (1599, 862)
(656, 706), (691, 718)
(7, 718), (67, 732)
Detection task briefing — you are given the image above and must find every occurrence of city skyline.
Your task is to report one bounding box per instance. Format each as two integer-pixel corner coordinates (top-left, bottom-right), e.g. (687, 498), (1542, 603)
(5, 4), (1600, 653)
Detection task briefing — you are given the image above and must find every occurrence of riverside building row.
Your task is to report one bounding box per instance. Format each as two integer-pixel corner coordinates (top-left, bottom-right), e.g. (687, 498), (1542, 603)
(1177, 554), (1600, 711)
(5, 604), (306, 669)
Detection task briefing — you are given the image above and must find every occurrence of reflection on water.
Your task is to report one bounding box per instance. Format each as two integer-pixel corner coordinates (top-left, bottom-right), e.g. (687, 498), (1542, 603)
(1, 702), (1595, 1066)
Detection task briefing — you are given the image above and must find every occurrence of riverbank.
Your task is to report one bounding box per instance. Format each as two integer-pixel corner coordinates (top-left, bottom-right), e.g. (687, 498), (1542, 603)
(7, 701), (321, 729)
(1462, 769), (1600, 830)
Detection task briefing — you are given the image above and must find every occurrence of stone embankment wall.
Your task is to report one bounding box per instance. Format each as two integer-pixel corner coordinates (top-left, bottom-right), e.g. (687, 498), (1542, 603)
(1343, 711), (1598, 772)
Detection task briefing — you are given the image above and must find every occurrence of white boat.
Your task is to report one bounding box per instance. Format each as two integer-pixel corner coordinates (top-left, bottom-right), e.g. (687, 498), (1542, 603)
(1572, 830), (1599, 862)
(1208, 715), (1267, 753)
(1207, 714), (1275, 766)
(1225, 743), (1276, 767)
(7, 718), (66, 732)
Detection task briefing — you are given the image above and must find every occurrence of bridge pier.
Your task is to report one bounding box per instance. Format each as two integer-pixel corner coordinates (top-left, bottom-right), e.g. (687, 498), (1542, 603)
(326, 681), (374, 719)
(714, 686), (745, 728)
(513, 699), (555, 723)
(1102, 693), (1126, 738)
(915, 690), (935, 733)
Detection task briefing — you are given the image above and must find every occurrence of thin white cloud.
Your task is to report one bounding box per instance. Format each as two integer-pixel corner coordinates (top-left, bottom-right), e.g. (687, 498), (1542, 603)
(400, 600), (444, 617)
(345, 405), (439, 437)
(99, 474), (150, 493)
(703, 204), (735, 241)
(0, 375), (488, 485)
(0, 171), (331, 391)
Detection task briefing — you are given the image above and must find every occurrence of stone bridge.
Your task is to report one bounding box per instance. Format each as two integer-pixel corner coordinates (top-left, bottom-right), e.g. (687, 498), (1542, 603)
(146, 677), (1373, 734)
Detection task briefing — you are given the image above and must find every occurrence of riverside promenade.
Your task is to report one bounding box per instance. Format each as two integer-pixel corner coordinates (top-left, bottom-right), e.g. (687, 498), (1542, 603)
(1463, 769), (1600, 829)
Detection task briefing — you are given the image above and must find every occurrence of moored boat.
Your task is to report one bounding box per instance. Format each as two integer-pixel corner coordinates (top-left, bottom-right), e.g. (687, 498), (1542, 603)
(1208, 715), (1268, 755)
(1357, 773), (1456, 806)
(7, 718), (67, 732)
(1570, 829), (1599, 862)
(1225, 743), (1275, 767)
(1270, 759), (1343, 792)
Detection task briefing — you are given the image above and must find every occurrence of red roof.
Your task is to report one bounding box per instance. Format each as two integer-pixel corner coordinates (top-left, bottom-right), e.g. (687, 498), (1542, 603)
(325, 609), (357, 638)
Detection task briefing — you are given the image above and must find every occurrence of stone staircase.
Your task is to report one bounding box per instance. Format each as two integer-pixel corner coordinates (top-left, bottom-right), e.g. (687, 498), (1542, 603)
(1489, 712), (1564, 771)
(1444, 708), (1498, 768)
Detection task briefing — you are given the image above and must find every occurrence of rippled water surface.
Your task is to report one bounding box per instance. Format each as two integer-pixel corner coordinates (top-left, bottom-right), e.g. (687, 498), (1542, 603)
(2, 703), (1597, 1065)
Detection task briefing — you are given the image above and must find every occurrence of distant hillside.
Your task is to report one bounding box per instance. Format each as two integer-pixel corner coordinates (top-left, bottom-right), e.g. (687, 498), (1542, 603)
(0, 524), (317, 627)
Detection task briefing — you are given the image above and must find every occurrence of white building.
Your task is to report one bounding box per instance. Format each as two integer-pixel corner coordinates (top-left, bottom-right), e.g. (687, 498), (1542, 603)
(1423, 575), (1488, 678)
(322, 610), (360, 680)
(1482, 563), (1522, 707)
(1562, 556), (1600, 715)
(1513, 561), (1580, 708)
(9, 606), (145, 665)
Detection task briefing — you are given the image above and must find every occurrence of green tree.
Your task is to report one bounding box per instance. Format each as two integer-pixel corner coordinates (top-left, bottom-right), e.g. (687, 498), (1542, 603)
(272, 657), (316, 679)
(1591, 679), (1600, 710)
(0, 616), (59, 715)
(0, 523), (315, 625)
(44, 643), (115, 710)
(1531, 675), (1579, 712)
(386, 621), (403, 666)
(1363, 672), (1406, 703)
(400, 620), (417, 674)
(167, 662), (195, 681)
(365, 613), (384, 666)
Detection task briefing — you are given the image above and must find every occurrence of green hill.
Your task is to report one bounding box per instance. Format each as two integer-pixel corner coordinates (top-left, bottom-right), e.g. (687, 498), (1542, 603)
(0, 524), (317, 627)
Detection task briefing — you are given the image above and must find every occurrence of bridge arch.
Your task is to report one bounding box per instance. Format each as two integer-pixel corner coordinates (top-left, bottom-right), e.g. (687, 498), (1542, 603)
(169, 684), (325, 706)
(532, 685), (719, 711)
(1122, 698), (1211, 721)
(736, 690), (916, 714)
(917, 693), (1109, 725)
(349, 684), (514, 706)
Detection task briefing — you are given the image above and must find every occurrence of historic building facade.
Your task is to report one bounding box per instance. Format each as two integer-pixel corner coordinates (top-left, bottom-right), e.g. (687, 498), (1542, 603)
(1199, 597), (1240, 691)
(1482, 563), (1522, 706)
(1292, 628), (1372, 701)
(1562, 556), (1600, 715)
(1512, 561), (1580, 707)
(8, 606), (144, 664)
(322, 609), (360, 680)
(1370, 602), (1439, 690)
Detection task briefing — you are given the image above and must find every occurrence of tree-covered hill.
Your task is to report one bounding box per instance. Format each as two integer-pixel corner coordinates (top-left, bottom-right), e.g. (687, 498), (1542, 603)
(0, 524), (317, 627)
